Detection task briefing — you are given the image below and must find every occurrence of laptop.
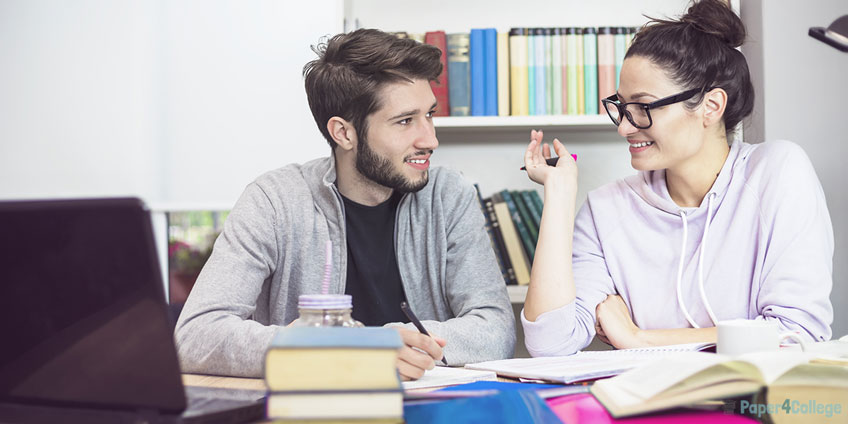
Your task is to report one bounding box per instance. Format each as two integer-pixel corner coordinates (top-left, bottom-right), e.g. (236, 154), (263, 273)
(0, 198), (265, 423)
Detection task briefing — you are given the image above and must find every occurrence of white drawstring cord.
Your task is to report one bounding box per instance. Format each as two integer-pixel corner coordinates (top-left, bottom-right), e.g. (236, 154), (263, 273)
(697, 193), (719, 326)
(676, 210), (700, 328)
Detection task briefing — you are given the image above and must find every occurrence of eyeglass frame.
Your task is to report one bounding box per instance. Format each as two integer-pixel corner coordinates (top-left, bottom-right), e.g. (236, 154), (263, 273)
(601, 86), (713, 129)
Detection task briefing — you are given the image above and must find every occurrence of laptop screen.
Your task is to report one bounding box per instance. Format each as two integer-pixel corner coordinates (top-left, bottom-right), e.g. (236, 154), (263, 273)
(0, 198), (186, 412)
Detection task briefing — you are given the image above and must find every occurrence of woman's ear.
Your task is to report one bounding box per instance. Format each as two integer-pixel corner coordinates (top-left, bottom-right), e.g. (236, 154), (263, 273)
(327, 117), (356, 151)
(702, 88), (728, 129)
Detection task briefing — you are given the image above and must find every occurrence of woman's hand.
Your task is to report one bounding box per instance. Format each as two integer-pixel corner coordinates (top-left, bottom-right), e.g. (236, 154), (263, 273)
(523, 129), (578, 188)
(595, 294), (642, 349)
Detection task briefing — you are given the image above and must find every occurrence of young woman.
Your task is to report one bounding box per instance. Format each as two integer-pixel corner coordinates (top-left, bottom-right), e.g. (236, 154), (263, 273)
(521, 0), (833, 356)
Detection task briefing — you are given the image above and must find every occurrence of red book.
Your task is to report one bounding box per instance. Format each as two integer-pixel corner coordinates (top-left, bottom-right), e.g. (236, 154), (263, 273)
(425, 31), (450, 117)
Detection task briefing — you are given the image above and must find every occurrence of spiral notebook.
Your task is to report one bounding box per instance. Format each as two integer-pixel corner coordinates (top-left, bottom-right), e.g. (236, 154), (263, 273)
(464, 343), (715, 384)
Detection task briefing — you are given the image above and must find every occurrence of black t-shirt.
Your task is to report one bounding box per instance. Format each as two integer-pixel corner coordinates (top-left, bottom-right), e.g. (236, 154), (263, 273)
(342, 191), (408, 326)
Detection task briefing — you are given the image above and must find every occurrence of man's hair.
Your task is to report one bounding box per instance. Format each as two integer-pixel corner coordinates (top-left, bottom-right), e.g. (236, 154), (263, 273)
(303, 29), (443, 149)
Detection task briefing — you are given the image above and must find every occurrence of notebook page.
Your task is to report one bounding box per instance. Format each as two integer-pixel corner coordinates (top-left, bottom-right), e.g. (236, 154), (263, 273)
(465, 343), (715, 384)
(402, 366), (497, 390)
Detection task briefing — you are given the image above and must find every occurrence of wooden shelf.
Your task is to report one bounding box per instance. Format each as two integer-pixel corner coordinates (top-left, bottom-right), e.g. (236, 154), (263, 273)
(433, 115), (614, 131)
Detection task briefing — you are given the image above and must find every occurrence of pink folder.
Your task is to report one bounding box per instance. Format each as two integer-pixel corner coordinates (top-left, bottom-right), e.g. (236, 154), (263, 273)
(546, 394), (758, 423)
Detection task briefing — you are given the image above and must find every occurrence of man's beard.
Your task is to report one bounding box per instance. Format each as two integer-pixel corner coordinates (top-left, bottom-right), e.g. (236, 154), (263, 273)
(355, 135), (430, 193)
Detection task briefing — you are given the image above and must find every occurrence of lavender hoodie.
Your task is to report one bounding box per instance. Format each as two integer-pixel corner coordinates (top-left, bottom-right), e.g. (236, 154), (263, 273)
(522, 140), (834, 357)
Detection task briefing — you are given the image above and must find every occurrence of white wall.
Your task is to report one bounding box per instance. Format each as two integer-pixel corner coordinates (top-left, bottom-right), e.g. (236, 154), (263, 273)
(741, 0), (848, 337)
(0, 0), (343, 209)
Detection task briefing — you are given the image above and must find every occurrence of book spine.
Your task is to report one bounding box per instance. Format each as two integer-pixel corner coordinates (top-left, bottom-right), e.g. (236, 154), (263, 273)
(614, 27), (626, 90)
(520, 190), (542, 231)
(576, 29), (585, 115)
(484, 28), (498, 116)
(425, 31), (450, 117)
(470, 29), (485, 116)
(551, 28), (563, 115)
(533, 28), (546, 116)
(447, 33), (471, 116)
(528, 189), (544, 217)
(566, 28), (578, 115)
(492, 194), (530, 285)
(497, 31), (510, 117)
(527, 28), (536, 116)
(583, 27), (598, 115)
(597, 27), (616, 113)
(511, 190), (538, 244)
(509, 28), (528, 116)
(484, 196), (516, 285)
(544, 28), (553, 115)
(500, 189), (535, 262)
(560, 28), (568, 115)
(474, 185), (508, 285)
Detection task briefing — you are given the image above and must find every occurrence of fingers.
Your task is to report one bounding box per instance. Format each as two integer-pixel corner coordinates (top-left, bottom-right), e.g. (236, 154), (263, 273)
(396, 328), (444, 361)
(551, 139), (574, 165)
(396, 345), (435, 381)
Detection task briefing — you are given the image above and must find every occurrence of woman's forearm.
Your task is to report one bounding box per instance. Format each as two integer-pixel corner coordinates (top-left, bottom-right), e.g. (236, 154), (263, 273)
(524, 176), (578, 321)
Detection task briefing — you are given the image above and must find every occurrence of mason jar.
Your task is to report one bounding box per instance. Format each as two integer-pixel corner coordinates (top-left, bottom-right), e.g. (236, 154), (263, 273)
(292, 294), (363, 327)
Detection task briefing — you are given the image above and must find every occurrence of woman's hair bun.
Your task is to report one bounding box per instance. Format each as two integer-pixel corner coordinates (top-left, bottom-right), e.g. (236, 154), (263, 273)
(680, 0), (746, 48)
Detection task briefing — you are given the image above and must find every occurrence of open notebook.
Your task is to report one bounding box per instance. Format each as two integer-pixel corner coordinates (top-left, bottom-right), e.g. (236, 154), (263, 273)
(464, 343), (715, 384)
(402, 366), (498, 390)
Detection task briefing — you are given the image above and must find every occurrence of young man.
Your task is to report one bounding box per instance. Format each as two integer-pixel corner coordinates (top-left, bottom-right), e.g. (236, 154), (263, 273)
(174, 29), (515, 380)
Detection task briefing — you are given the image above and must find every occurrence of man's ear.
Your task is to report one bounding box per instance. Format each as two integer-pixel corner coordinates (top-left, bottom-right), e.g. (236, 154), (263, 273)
(702, 87), (728, 129)
(327, 117), (356, 151)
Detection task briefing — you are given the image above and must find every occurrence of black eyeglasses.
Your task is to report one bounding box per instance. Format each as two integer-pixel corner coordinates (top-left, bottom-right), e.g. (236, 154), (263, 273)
(601, 87), (710, 129)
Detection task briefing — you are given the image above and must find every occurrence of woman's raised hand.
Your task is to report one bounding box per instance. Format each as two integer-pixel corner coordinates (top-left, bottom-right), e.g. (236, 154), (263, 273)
(523, 129), (578, 187)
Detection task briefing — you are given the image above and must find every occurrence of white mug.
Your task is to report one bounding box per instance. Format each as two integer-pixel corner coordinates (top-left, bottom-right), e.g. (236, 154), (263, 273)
(716, 319), (807, 356)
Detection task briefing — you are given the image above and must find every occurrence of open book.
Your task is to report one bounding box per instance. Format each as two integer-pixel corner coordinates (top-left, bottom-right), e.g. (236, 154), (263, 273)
(464, 342), (714, 384)
(591, 351), (848, 421)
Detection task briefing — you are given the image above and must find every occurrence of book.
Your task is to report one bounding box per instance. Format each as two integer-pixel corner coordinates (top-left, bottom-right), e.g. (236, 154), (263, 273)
(527, 28), (536, 116)
(484, 28), (498, 116)
(264, 326), (402, 391)
(533, 28), (546, 115)
(491, 193), (530, 285)
(528, 189), (544, 216)
(465, 343), (716, 384)
(474, 185), (509, 285)
(484, 196), (517, 285)
(575, 29), (585, 115)
(470, 28), (485, 116)
(597, 27), (616, 113)
(424, 31), (450, 117)
(566, 27), (579, 115)
(546, 393), (758, 424)
(590, 351), (848, 419)
(267, 389), (403, 421)
(519, 190), (542, 230)
(447, 32), (470, 116)
(509, 28), (529, 116)
(497, 31), (510, 116)
(401, 366), (498, 390)
(550, 28), (563, 115)
(510, 190), (538, 243)
(500, 189), (535, 262)
(404, 387), (560, 424)
(583, 27), (598, 115)
(614, 27), (626, 90)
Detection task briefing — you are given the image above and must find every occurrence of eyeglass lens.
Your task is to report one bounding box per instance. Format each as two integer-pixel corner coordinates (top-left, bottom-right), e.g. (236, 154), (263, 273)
(604, 102), (651, 128)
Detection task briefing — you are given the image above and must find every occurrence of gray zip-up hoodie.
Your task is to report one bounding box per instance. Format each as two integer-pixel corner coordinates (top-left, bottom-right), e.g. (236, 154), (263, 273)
(175, 156), (516, 377)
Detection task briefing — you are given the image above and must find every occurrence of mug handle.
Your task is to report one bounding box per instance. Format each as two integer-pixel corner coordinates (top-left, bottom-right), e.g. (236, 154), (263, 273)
(779, 332), (808, 352)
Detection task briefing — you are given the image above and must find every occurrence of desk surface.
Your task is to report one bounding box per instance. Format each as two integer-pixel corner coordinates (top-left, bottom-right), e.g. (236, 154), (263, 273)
(182, 373), (517, 392)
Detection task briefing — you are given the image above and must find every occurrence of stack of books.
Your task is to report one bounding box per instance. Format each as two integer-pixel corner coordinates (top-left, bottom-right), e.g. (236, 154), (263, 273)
(264, 326), (404, 422)
(475, 185), (544, 286)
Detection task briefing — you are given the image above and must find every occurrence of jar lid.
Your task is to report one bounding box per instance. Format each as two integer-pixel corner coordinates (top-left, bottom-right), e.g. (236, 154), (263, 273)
(298, 294), (352, 310)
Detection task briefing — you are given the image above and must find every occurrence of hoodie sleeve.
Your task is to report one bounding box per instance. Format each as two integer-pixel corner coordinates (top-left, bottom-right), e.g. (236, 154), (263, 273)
(393, 176), (516, 365)
(521, 198), (617, 357)
(174, 182), (281, 377)
(752, 140), (834, 342)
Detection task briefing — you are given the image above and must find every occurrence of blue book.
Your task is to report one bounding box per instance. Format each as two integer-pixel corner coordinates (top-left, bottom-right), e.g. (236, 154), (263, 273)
(447, 33), (471, 116)
(533, 28), (546, 115)
(501, 189), (535, 262)
(405, 388), (560, 424)
(484, 28), (498, 116)
(470, 29), (486, 116)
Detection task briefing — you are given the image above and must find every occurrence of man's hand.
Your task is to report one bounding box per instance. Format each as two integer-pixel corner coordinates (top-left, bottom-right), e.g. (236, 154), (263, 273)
(394, 328), (446, 381)
(595, 294), (642, 349)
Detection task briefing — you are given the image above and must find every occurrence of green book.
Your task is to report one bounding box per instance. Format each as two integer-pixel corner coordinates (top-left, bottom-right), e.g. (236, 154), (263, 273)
(520, 190), (542, 230)
(528, 189), (544, 216)
(511, 190), (538, 242)
(500, 189), (535, 262)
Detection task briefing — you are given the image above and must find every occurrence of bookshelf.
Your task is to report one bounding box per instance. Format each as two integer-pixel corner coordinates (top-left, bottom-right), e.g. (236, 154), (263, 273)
(434, 115), (611, 131)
